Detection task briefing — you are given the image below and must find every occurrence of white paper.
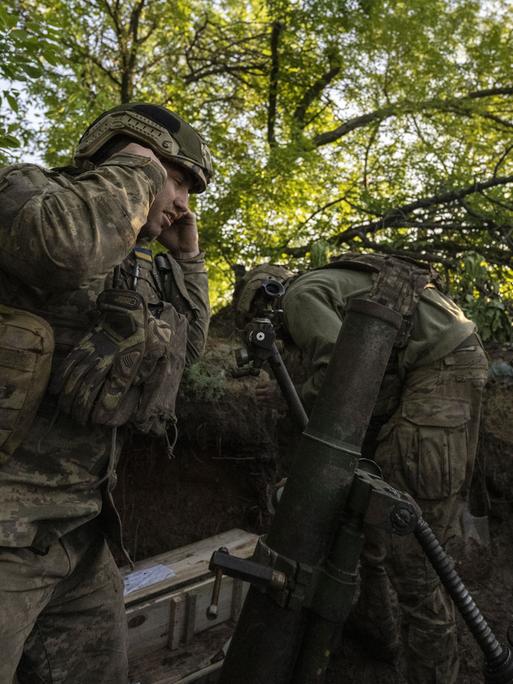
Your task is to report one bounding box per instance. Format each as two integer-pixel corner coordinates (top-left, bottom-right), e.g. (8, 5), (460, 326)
(123, 563), (176, 595)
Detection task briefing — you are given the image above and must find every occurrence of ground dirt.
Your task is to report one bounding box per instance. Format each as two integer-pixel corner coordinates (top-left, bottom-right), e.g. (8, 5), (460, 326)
(114, 312), (513, 682)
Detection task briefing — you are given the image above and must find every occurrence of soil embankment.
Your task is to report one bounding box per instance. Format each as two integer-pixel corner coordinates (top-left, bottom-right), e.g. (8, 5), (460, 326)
(115, 315), (513, 682)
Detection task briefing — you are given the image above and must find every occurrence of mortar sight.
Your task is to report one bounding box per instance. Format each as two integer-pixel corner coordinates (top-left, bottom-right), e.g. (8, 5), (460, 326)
(261, 278), (285, 299)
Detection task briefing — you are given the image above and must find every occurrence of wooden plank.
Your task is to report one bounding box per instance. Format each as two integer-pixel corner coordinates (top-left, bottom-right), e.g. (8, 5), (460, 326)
(129, 622), (232, 684)
(184, 594), (197, 645)
(177, 661), (223, 684)
(167, 596), (186, 651)
(127, 575), (250, 659)
(122, 529), (257, 607)
(125, 530), (256, 661)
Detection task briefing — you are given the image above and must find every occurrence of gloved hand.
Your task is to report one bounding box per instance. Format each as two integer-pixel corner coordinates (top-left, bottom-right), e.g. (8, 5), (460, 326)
(50, 289), (147, 426)
(131, 315), (182, 436)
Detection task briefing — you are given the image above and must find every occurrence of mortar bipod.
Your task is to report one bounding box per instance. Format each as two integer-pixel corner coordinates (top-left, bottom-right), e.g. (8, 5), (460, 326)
(208, 467), (513, 683)
(233, 315), (308, 427)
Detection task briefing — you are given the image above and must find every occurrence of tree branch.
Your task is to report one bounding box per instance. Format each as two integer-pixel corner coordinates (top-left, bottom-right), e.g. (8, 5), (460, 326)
(267, 21), (283, 146)
(293, 52), (341, 128)
(338, 174), (513, 239)
(281, 174), (513, 257)
(62, 38), (122, 87)
(122, 0), (146, 102)
(466, 86), (513, 99)
(312, 88), (513, 147)
(184, 62), (266, 85)
(493, 141), (513, 177)
(356, 235), (455, 266)
(313, 105), (397, 146)
(100, 0), (122, 38)
(363, 122), (380, 189)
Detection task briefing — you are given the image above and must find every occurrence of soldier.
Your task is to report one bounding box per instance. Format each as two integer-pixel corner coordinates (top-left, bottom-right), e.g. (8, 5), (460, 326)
(234, 255), (489, 683)
(0, 103), (212, 683)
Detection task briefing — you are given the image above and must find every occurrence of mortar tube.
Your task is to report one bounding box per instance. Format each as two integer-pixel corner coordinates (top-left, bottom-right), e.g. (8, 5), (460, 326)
(293, 512), (366, 683)
(218, 299), (402, 684)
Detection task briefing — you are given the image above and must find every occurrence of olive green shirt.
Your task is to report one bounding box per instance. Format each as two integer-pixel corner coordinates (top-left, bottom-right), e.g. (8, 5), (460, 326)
(283, 268), (475, 409)
(0, 155), (210, 549)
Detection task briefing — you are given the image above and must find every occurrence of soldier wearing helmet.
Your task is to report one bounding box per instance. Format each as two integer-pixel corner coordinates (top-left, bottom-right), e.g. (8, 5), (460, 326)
(235, 256), (488, 684)
(233, 263), (294, 329)
(0, 104), (212, 682)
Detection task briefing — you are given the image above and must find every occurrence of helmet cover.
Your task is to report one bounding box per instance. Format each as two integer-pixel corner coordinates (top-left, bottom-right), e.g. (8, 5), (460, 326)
(234, 263), (293, 326)
(75, 103), (213, 193)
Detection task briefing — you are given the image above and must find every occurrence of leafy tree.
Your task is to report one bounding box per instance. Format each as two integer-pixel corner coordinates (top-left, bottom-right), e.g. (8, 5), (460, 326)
(3, 0), (513, 338)
(0, 4), (59, 160)
(452, 252), (513, 343)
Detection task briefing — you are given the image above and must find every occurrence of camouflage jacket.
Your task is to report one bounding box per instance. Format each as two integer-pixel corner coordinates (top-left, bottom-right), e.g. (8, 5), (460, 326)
(0, 154), (210, 552)
(282, 267), (475, 411)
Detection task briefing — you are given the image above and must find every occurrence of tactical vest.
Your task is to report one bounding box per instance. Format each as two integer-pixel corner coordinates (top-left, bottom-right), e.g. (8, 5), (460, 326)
(316, 252), (442, 348)
(308, 253), (443, 453)
(105, 245), (189, 431)
(0, 242), (191, 453)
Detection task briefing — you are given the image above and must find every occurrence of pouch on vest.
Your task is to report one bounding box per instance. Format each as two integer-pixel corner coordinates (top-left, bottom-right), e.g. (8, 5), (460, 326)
(0, 304), (54, 463)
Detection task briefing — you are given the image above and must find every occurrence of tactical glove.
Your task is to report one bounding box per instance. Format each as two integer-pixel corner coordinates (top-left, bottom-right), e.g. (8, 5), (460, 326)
(51, 289), (147, 426)
(131, 316), (181, 436)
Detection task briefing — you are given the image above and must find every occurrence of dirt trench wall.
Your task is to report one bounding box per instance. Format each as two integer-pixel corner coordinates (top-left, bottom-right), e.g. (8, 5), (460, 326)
(115, 314), (513, 682)
(480, 378), (513, 506)
(114, 324), (280, 563)
(115, 315), (513, 564)
(114, 318), (513, 682)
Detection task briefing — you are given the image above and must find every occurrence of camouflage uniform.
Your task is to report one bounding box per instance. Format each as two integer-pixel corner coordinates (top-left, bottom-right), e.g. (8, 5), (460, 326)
(0, 154), (210, 683)
(281, 266), (488, 683)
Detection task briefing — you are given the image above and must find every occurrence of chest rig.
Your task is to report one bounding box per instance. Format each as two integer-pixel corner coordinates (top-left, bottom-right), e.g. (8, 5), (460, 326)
(115, 245), (163, 312)
(115, 245), (194, 321)
(318, 253), (441, 348)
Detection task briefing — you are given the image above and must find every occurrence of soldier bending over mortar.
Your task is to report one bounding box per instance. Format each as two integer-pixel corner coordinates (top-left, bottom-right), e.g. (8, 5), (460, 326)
(235, 255), (488, 683)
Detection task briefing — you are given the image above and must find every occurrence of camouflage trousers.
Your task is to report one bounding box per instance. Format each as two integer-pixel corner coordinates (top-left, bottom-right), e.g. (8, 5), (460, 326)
(359, 339), (489, 683)
(0, 521), (128, 684)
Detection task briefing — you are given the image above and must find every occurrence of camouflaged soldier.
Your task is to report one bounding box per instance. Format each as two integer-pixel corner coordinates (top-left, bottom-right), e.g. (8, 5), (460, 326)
(0, 103), (212, 683)
(235, 256), (489, 684)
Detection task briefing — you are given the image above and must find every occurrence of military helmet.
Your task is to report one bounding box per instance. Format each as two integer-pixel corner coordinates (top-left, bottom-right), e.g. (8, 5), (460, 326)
(75, 103), (213, 193)
(234, 263), (294, 327)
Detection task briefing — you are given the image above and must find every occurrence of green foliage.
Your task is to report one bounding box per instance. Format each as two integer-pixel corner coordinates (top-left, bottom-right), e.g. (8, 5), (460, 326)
(449, 253), (513, 343)
(463, 295), (511, 344)
(309, 240), (330, 268)
(2, 0), (513, 339)
(0, 4), (59, 160)
(180, 360), (226, 402)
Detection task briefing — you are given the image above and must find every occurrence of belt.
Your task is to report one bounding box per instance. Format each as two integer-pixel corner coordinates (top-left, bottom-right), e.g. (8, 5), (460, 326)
(454, 333), (480, 351)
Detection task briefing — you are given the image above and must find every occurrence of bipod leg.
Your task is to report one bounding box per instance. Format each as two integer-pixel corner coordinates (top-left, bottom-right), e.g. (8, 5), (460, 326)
(414, 518), (513, 684)
(267, 342), (308, 429)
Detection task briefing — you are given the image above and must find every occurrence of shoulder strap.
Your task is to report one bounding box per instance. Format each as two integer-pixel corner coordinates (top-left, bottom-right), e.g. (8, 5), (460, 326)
(318, 253), (441, 347)
(155, 252), (197, 316)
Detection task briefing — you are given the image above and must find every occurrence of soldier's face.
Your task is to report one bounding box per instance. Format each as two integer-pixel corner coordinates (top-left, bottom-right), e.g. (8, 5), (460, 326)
(141, 162), (192, 239)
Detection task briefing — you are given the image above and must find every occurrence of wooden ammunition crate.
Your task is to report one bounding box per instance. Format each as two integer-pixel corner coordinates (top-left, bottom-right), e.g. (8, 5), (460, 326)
(123, 529), (257, 684)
